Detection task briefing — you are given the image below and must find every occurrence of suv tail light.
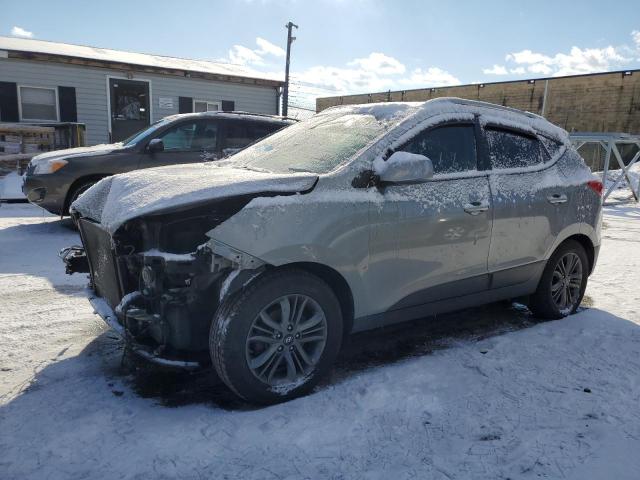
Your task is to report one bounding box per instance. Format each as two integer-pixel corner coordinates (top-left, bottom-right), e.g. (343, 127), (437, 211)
(587, 179), (604, 197)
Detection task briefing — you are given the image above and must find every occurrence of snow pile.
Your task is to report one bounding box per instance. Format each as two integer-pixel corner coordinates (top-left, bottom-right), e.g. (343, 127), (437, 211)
(71, 163), (318, 234)
(599, 162), (640, 198)
(0, 172), (25, 200)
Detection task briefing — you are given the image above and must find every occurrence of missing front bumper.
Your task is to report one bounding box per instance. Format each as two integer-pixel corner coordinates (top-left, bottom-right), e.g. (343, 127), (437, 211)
(87, 289), (201, 369)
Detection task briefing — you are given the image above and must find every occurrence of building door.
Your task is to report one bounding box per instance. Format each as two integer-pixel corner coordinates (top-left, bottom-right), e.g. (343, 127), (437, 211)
(109, 78), (150, 142)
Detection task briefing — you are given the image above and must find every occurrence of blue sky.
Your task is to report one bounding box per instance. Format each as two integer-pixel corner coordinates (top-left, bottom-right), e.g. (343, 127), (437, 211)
(2, 0), (640, 110)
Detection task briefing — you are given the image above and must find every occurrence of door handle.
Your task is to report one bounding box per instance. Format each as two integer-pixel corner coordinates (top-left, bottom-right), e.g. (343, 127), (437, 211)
(463, 201), (489, 215)
(547, 193), (568, 204)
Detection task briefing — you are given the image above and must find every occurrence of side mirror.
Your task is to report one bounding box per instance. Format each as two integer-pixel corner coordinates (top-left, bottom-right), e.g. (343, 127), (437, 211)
(148, 138), (164, 153)
(374, 151), (434, 184)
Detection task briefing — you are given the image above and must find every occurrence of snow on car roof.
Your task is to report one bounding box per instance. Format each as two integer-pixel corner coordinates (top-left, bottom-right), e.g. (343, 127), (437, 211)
(169, 111), (297, 124)
(323, 97), (568, 141)
(0, 36), (283, 84)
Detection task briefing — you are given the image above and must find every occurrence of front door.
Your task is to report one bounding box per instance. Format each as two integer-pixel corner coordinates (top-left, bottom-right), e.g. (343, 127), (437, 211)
(366, 121), (493, 320)
(109, 78), (150, 142)
(138, 119), (221, 169)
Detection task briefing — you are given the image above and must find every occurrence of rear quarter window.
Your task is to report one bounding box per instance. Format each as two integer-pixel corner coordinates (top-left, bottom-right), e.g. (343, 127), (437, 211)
(539, 135), (564, 160)
(224, 121), (283, 150)
(486, 127), (544, 169)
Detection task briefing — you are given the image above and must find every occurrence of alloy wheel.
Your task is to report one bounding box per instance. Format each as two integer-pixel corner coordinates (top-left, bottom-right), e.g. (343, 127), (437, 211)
(551, 252), (583, 312)
(245, 294), (328, 386)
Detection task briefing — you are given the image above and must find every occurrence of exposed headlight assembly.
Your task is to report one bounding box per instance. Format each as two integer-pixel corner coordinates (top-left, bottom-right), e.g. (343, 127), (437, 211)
(33, 159), (68, 174)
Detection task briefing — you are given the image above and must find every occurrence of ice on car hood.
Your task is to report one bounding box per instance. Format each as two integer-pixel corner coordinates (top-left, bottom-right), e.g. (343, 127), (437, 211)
(71, 163), (318, 234)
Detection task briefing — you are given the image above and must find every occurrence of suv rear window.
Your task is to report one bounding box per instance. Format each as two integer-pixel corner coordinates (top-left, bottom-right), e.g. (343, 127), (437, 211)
(224, 121), (281, 151)
(486, 127), (544, 169)
(398, 124), (477, 174)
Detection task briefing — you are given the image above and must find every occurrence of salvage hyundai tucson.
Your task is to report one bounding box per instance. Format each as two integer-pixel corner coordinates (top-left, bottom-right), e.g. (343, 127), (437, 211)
(63, 98), (603, 404)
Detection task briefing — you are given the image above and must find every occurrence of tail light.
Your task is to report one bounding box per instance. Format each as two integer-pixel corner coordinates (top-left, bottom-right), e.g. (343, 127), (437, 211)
(587, 179), (604, 197)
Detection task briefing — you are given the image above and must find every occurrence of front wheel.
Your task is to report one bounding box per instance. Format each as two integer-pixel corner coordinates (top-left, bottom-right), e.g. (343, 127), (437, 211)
(528, 240), (589, 319)
(210, 268), (343, 404)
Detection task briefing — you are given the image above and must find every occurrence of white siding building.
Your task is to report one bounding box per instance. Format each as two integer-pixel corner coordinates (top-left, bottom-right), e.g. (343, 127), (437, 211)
(0, 37), (283, 146)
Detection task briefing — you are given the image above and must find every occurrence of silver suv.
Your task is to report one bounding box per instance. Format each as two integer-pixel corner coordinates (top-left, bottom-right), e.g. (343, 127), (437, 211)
(63, 98), (603, 404)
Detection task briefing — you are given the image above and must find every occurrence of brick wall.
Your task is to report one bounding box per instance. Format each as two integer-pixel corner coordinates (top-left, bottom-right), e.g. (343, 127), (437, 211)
(316, 69), (640, 135)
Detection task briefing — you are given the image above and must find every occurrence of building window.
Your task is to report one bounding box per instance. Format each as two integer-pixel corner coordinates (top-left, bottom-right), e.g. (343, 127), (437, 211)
(19, 86), (59, 122)
(193, 100), (221, 113)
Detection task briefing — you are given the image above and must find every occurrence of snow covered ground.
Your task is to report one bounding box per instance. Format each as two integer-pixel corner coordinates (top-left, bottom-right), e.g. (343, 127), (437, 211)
(0, 172), (26, 201)
(0, 198), (639, 480)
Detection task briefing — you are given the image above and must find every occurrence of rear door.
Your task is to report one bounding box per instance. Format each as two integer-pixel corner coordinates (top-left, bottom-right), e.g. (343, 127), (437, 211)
(366, 120), (493, 318)
(138, 119), (221, 168)
(483, 124), (570, 286)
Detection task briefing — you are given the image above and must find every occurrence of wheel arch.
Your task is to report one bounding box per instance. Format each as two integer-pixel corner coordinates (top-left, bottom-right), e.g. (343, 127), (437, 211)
(272, 262), (355, 338)
(560, 234), (596, 275)
(64, 174), (111, 214)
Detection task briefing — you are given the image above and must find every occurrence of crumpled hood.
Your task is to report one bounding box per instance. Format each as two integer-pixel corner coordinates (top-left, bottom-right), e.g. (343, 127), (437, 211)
(30, 143), (124, 166)
(71, 163), (318, 234)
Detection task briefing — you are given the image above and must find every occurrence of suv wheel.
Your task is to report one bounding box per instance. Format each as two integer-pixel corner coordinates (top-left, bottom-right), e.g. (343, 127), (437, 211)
(67, 180), (96, 212)
(210, 268), (343, 404)
(529, 240), (589, 319)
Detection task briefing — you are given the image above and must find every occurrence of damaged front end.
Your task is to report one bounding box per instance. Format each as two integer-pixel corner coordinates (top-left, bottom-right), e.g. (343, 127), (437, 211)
(63, 197), (268, 368)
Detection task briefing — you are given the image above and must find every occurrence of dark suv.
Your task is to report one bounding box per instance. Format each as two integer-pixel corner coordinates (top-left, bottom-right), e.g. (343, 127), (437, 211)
(22, 112), (294, 215)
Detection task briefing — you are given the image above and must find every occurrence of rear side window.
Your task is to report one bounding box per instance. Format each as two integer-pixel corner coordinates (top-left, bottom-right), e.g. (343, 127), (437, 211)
(398, 124), (477, 174)
(224, 121), (281, 151)
(486, 128), (544, 169)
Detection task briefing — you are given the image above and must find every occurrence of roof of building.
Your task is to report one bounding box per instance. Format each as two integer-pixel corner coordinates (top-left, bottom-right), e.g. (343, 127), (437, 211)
(0, 36), (283, 86)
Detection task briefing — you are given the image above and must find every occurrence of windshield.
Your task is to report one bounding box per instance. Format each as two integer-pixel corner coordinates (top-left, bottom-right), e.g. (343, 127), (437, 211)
(229, 110), (400, 174)
(121, 118), (173, 146)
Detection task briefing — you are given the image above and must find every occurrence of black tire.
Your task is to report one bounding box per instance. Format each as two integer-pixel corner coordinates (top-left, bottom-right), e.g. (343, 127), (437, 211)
(210, 268), (343, 404)
(529, 240), (589, 319)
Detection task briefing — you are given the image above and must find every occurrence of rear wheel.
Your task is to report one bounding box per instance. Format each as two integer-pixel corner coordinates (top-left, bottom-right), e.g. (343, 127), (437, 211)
(210, 268), (343, 404)
(529, 240), (589, 319)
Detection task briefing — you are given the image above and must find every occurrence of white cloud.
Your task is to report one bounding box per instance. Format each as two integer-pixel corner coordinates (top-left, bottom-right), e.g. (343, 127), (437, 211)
(527, 63), (553, 75)
(222, 37), (284, 66)
(255, 37), (285, 57)
(496, 31), (640, 77)
(10, 26), (33, 38)
(221, 37), (459, 107)
(228, 44), (264, 66)
(505, 49), (550, 65)
(293, 65), (396, 94)
(399, 67), (460, 87)
(483, 64), (508, 75)
(348, 52), (406, 75)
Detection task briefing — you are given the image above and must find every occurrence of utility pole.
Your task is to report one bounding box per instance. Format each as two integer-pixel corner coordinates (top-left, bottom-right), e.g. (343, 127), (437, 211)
(282, 21), (298, 117)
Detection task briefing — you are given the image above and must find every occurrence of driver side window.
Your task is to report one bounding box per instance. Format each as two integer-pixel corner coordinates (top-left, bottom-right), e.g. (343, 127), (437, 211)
(157, 120), (218, 152)
(398, 124), (477, 174)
